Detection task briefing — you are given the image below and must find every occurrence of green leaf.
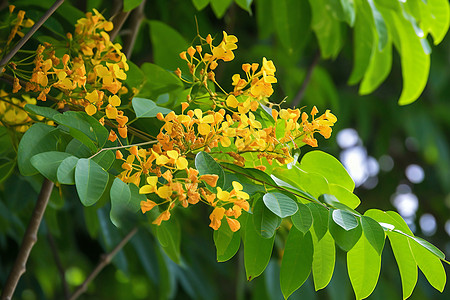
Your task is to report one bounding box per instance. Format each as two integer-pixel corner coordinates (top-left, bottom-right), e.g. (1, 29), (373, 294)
(195, 152), (226, 189)
(361, 216), (385, 255)
(92, 150), (115, 171)
(30, 151), (73, 182)
(132, 97), (173, 118)
(211, 0), (233, 18)
(75, 158), (109, 206)
(18, 123), (63, 176)
(347, 233), (382, 299)
(307, 203), (329, 241)
(57, 156), (79, 185)
(328, 184), (360, 209)
(244, 212), (275, 280)
(332, 209), (358, 230)
(235, 0), (253, 13)
(156, 218), (181, 263)
(280, 228), (313, 299)
(253, 198), (281, 238)
(291, 203), (313, 233)
(262, 192), (298, 218)
(124, 61), (145, 91)
(53, 111), (108, 151)
(311, 230), (335, 291)
(123, 0), (143, 11)
(368, 0), (388, 50)
(386, 231), (418, 299)
(148, 21), (189, 74)
(109, 178), (135, 228)
(192, 0), (210, 10)
(24, 104), (60, 121)
(329, 210), (362, 252)
(0, 159), (16, 184)
(299, 150), (355, 192)
(139, 62), (184, 99)
(214, 219), (241, 262)
(65, 138), (92, 158)
(410, 235), (446, 292)
(272, 0), (311, 54)
(427, 0), (450, 45)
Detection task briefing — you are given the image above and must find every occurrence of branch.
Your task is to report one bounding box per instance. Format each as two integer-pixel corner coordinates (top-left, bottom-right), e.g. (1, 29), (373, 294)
(109, 11), (131, 42)
(122, 0), (146, 58)
(291, 51), (321, 108)
(88, 140), (157, 159)
(46, 224), (70, 299)
(1, 179), (54, 300)
(68, 227), (138, 300)
(0, 0), (65, 75)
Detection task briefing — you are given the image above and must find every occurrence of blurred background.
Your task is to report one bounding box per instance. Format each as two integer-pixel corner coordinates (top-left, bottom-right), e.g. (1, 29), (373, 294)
(1, 0), (450, 299)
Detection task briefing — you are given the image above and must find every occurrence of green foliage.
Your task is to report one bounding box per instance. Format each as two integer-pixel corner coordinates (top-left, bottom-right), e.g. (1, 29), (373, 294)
(75, 158), (109, 206)
(132, 97), (172, 118)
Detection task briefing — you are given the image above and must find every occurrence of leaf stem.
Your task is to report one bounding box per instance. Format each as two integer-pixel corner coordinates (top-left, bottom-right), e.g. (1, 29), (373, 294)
(1, 179), (54, 300)
(88, 140), (158, 159)
(68, 227), (138, 300)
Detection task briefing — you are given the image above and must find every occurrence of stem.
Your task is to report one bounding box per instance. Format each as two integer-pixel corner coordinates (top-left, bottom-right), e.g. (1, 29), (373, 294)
(1, 179), (54, 300)
(0, 0), (66, 75)
(291, 51), (321, 108)
(122, 0), (146, 58)
(68, 227), (138, 300)
(88, 140), (158, 159)
(109, 11), (131, 42)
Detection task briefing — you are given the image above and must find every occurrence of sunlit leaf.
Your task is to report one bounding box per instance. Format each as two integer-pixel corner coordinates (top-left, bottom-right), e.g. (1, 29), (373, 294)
(262, 192), (298, 218)
(311, 230), (335, 291)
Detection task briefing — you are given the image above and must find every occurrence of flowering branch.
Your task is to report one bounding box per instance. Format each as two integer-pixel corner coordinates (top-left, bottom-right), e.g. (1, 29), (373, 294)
(1, 179), (54, 300)
(88, 140), (158, 159)
(68, 227), (138, 300)
(0, 0), (65, 76)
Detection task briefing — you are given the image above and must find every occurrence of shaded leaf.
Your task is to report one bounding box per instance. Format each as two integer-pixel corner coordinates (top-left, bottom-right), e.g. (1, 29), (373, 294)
(195, 152), (225, 189)
(75, 158), (109, 206)
(307, 202), (329, 241)
(109, 178), (134, 228)
(253, 198), (281, 238)
(291, 203), (313, 234)
(132, 97), (173, 118)
(262, 192), (298, 218)
(31, 151), (73, 182)
(57, 156), (79, 185)
(361, 215), (385, 255)
(329, 209), (362, 252)
(214, 219), (241, 262)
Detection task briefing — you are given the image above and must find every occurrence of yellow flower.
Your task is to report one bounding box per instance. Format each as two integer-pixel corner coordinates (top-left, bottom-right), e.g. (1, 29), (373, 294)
(140, 199), (157, 213)
(209, 207), (226, 230)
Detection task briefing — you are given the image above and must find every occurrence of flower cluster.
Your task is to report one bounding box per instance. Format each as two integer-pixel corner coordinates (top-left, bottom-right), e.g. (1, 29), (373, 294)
(1, 5), (34, 52)
(0, 90), (53, 132)
(11, 9), (129, 139)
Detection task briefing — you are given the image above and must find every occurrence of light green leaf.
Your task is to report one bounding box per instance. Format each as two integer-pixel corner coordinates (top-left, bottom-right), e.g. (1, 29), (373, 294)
(109, 178), (134, 228)
(361, 216), (385, 255)
(253, 198), (281, 238)
(214, 219), (241, 262)
(211, 0), (233, 18)
(332, 209), (358, 230)
(92, 150), (115, 171)
(311, 230), (335, 291)
(368, 0), (388, 50)
(244, 212), (275, 280)
(123, 0), (143, 11)
(280, 228), (313, 299)
(195, 151), (225, 189)
(75, 158), (109, 206)
(31, 151), (73, 183)
(359, 38), (392, 94)
(272, 0), (311, 54)
(138, 62), (184, 99)
(235, 0), (253, 13)
(57, 156), (79, 185)
(328, 184), (360, 209)
(262, 192), (298, 218)
(347, 233), (381, 299)
(299, 150), (355, 192)
(307, 202), (329, 241)
(18, 123), (62, 176)
(192, 0), (210, 10)
(427, 0), (450, 45)
(132, 97), (173, 118)
(291, 203), (313, 234)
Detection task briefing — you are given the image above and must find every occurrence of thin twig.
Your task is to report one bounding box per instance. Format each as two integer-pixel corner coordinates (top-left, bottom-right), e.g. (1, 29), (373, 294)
(68, 227), (138, 300)
(88, 140), (158, 159)
(1, 179), (55, 300)
(45, 223), (70, 299)
(291, 51), (321, 108)
(0, 0), (66, 75)
(122, 0), (146, 58)
(109, 11), (131, 41)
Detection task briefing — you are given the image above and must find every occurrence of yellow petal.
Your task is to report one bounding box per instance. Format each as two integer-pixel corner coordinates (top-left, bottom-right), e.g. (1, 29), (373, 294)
(139, 185), (154, 194)
(156, 155), (169, 165)
(156, 185), (172, 199)
(198, 123), (210, 136)
(109, 95), (121, 106)
(85, 104), (97, 116)
(226, 95), (238, 108)
(166, 150), (179, 159)
(176, 157), (188, 170)
(146, 176), (158, 186)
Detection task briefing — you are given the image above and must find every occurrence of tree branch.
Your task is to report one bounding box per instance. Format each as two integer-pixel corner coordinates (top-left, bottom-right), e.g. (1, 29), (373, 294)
(291, 51), (321, 108)
(0, 0), (65, 75)
(122, 0), (146, 58)
(68, 227), (138, 300)
(1, 179), (54, 300)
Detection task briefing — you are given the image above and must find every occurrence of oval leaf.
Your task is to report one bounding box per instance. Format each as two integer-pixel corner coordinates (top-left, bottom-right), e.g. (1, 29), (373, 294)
(262, 192), (298, 218)
(312, 230), (335, 291)
(57, 156), (79, 185)
(109, 178), (133, 228)
(31, 151), (74, 183)
(329, 209), (362, 252)
(132, 97), (172, 118)
(253, 198), (281, 238)
(195, 151), (225, 189)
(332, 209), (358, 231)
(75, 158), (109, 206)
(306, 202), (329, 241)
(291, 203), (313, 233)
(361, 216), (385, 255)
(214, 219), (241, 262)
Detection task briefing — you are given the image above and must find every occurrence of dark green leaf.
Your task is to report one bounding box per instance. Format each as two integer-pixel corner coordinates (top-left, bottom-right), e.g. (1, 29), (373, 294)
(109, 178), (134, 228)
(235, 0), (253, 13)
(132, 97), (173, 118)
(92, 150), (115, 171)
(329, 209), (362, 252)
(280, 228), (313, 299)
(24, 104), (59, 121)
(192, 0), (210, 10)
(30, 151), (73, 182)
(211, 0), (233, 18)
(75, 158), (109, 206)
(0, 159), (16, 184)
(156, 218), (181, 263)
(291, 203), (313, 233)
(253, 198), (281, 238)
(361, 216), (385, 254)
(123, 0), (143, 11)
(195, 151), (225, 189)
(262, 192), (298, 218)
(307, 203), (329, 241)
